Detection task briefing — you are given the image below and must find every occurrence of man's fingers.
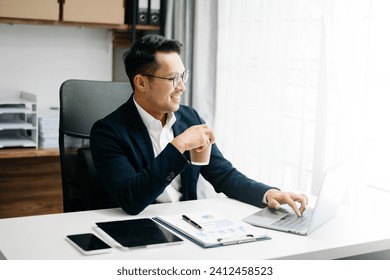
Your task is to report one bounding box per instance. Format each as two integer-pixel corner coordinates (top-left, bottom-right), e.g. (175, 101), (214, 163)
(291, 193), (308, 215)
(268, 198), (281, 209)
(299, 205), (306, 215)
(267, 190), (309, 217)
(293, 193), (309, 204)
(195, 134), (213, 152)
(285, 196), (302, 217)
(203, 126), (215, 145)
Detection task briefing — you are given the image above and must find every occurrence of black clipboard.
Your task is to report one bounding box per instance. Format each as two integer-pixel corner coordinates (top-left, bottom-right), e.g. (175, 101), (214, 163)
(94, 218), (183, 249)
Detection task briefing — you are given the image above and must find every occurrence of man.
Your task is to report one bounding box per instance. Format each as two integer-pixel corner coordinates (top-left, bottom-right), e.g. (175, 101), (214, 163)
(90, 34), (307, 216)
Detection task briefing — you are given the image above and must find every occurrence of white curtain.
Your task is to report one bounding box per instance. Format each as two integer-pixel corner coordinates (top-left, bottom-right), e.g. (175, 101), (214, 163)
(215, 0), (390, 213)
(165, 0), (221, 198)
(165, 0), (218, 126)
(164, 0), (195, 106)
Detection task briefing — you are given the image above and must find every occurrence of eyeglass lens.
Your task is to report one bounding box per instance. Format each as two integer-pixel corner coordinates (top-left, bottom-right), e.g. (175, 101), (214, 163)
(173, 70), (189, 88)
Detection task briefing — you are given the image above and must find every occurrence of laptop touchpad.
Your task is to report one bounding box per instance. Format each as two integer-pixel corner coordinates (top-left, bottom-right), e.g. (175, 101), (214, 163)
(243, 207), (291, 226)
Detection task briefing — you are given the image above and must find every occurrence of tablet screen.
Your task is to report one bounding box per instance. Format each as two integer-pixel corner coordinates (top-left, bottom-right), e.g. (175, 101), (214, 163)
(95, 218), (183, 248)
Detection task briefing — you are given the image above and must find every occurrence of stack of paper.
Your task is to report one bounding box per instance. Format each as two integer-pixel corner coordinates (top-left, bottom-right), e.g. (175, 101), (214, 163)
(38, 108), (59, 149)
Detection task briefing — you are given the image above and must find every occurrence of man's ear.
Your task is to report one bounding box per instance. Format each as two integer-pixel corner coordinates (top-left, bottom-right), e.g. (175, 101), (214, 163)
(134, 75), (147, 92)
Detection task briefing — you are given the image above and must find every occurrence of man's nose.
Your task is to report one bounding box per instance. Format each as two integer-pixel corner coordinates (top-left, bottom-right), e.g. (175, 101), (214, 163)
(176, 80), (186, 91)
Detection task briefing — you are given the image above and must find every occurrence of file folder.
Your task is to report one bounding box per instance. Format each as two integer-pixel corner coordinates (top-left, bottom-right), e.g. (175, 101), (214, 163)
(150, 0), (161, 25)
(125, 0), (161, 26)
(138, 0), (149, 24)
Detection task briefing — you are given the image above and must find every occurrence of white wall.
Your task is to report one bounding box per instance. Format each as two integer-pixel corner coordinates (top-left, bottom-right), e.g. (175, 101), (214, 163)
(0, 23), (113, 111)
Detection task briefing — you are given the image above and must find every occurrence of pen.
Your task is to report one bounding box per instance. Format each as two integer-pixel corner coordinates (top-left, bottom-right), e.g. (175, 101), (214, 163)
(182, 215), (203, 230)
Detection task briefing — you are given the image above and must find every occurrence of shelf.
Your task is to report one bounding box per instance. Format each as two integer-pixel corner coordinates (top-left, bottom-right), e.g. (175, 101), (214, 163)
(0, 92), (38, 149)
(0, 147), (59, 159)
(0, 99), (35, 105)
(0, 138), (37, 149)
(0, 107), (33, 114)
(0, 120), (36, 130)
(0, 17), (160, 31)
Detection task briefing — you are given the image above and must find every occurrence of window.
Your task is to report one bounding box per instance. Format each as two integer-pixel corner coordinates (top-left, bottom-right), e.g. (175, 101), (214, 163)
(215, 0), (390, 213)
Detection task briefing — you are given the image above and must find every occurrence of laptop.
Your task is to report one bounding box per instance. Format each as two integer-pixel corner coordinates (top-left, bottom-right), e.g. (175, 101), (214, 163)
(243, 164), (350, 236)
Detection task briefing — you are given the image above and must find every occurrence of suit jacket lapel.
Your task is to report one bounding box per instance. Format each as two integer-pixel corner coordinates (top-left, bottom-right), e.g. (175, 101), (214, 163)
(124, 96), (155, 163)
(172, 111), (191, 161)
(172, 111), (195, 200)
(172, 111), (185, 135)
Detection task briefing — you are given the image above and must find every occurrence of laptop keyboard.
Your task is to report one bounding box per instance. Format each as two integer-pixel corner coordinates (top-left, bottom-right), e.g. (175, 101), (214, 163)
(271, 208), (314, 231)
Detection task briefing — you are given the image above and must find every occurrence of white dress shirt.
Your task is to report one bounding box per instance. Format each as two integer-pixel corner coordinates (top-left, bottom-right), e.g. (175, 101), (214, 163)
(133, 98), (182, 203)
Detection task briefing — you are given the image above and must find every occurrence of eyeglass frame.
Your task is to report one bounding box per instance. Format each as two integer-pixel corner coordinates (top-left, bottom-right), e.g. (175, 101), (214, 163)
(141, 70), (190, 88)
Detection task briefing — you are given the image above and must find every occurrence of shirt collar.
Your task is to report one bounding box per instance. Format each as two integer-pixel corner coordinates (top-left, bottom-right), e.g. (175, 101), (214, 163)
(133, 96), (176, 130)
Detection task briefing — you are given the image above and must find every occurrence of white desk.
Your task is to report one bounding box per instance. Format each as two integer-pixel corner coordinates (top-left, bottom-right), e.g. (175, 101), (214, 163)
(0, 197), (389, 260)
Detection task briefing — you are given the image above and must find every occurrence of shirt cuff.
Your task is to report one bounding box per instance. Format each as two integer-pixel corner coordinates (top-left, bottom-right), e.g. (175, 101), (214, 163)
(262, 191), (269, 205)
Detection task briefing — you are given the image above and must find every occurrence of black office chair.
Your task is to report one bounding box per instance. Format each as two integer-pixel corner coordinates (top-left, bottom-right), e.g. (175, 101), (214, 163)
(59, 79), (131, 212)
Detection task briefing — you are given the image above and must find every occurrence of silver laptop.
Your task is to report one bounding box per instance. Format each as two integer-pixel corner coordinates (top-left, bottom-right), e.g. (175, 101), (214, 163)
(243, 164), (350, 236)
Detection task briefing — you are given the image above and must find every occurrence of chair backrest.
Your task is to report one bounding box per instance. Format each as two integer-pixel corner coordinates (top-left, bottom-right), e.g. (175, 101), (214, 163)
(59, 79), (131, 212)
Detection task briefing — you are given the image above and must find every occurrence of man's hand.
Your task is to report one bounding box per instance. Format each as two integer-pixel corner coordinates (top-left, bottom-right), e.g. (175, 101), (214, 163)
(171, 124), (215, 153)
(265, 189), (308, 216)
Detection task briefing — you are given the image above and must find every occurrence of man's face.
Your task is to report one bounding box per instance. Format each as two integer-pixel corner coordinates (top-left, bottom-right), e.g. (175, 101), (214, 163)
(139, 51), (186, 121)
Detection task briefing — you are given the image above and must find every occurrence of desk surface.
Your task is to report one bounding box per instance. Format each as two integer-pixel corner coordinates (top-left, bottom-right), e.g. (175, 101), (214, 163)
(0, 198), (389, 260)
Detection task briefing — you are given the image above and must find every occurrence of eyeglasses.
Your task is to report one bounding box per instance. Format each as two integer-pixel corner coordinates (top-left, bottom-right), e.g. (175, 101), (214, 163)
(141, 70), (190, 88)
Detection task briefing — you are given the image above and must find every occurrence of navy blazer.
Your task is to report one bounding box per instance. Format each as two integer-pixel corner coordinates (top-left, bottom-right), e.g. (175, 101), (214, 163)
(90, 95), (273, 215)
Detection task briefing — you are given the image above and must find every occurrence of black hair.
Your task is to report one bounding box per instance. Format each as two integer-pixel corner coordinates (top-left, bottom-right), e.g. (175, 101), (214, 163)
(123, 34), (183, 89)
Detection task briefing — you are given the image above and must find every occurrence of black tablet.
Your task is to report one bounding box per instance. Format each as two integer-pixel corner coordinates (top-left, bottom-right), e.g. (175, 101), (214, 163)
(95, 218), (183, 249)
